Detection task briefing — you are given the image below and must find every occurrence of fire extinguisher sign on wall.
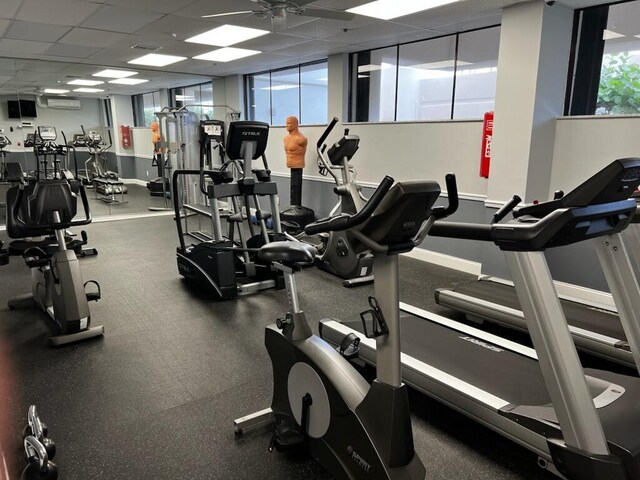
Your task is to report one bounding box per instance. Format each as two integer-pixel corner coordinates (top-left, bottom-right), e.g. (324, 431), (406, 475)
(480, 111), (493, 178)
(120, 125), (133, 149)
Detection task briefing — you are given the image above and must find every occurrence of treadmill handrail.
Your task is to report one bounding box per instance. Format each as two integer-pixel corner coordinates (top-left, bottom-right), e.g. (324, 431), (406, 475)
(431, 199), (637, 250)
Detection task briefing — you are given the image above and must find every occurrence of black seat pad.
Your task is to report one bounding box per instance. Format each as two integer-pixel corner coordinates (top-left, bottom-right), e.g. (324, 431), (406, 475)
(257, 241), (316, 264)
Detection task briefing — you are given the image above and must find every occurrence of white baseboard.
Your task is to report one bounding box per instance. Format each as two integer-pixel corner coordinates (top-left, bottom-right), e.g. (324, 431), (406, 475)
(122, 179), (147, 186)
(403, 248), (482, 275)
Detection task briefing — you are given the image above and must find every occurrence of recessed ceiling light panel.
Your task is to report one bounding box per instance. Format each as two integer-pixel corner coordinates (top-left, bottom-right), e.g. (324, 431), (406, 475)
(43, 88), (69, 94)
(185, 25), (269, 47)
(73, 88), (105, 93)
(67, 79), (104, 86)
(109, 78), (149, 85)
(348, 0), (462, 20)
(193, 47), (261, 62)
(93, 69), (138, 78)
(128, 53), (186, 67)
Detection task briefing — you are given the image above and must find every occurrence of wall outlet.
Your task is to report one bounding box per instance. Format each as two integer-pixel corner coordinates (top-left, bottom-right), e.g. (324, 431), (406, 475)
(0, 128), (4, 133)
(146, 171), (149, 176)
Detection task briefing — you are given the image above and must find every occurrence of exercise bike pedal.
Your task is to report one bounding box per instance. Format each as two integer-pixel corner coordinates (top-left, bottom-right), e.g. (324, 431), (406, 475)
(269, 423), (305, 453)
(84, 280), (101, 302)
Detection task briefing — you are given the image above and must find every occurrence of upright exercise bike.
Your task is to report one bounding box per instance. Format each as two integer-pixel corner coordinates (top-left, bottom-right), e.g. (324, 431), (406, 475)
(4, 176), (103, 346)
(235, 174), (458, 478)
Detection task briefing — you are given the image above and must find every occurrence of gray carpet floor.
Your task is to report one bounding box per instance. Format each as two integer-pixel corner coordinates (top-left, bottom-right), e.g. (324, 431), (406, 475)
(0, 215), (569, 479)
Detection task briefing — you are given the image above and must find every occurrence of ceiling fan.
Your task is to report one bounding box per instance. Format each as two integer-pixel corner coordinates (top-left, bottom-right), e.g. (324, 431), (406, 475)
(202, 0), (355, 29)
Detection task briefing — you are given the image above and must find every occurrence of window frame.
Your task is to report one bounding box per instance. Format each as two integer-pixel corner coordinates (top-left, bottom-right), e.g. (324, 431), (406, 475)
(244, 59), (329, 126)
(348, 24), (501, 123)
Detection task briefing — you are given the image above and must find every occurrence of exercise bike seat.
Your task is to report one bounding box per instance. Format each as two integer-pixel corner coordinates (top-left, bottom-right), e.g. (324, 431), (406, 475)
(257, 241), (317, 265)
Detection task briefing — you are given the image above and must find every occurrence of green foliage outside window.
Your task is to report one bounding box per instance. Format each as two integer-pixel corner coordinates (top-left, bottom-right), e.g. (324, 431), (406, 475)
(597, 52), (640, 115)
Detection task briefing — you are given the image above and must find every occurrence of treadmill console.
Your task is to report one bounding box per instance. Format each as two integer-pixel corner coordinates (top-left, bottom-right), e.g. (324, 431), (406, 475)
(515, 158), (640, 219)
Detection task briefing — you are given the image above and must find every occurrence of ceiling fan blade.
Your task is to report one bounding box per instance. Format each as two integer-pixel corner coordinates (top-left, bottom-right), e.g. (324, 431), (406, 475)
(201, 10), (254, 18)
(299, 8), (355, 21)
(290, 0), (317, 6)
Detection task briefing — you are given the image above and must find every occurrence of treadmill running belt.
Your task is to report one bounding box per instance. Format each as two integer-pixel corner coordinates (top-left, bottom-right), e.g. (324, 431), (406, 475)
(342, 314), (551, 406)
(454, 281), (627, 341)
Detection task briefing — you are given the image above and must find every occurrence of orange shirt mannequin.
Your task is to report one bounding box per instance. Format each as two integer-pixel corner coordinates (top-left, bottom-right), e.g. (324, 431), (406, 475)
(283, 116), (307, 169)
(283, 116), (307, 206)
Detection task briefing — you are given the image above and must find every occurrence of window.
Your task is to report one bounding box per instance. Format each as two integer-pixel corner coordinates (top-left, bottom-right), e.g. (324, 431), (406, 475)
(567, 1), (640, 116)
(454, 27), (500, 119)
(300, 63), (328, 125)
(170, 81), (215, 118)
(397, 36), (456, 121)
(245, 60), (328, 125)
(246, 72), (271, 123)
(132, 91), (160, 127)
(349, 26), (501, 122)
(351, 47), (397, 122)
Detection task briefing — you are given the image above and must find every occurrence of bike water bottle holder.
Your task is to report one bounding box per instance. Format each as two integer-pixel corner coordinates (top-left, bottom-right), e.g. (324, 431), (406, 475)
(360, 296), (389, 339)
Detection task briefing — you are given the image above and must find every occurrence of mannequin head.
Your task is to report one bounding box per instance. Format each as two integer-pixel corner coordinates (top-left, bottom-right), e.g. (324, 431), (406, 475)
(286, 116), (299, 133)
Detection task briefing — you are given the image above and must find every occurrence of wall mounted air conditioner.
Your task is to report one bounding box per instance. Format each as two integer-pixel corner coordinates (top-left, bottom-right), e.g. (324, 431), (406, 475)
(47, 98), (81, 110)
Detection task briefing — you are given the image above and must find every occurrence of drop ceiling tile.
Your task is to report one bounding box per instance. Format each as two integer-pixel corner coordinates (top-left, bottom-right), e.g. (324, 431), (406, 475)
(0, 38), (52, 55)
(0, 0), (24, 20)
(5, 21), (71, 42)
(284, 15), (380, 40)
(333, 21), (425, 45)
(59, 28), (128, 48)
(14, 60), (69, 73)
(134, 15), (222, 40)
(16, 0), (101, 26)
(270, 39), (350, 57)
(106, 0), (197, 14)
(45, 43), (101, 58)
(236, 33), (313, 52)
(0, 19), (10, 37)
(81, 5), (164, 34)
(87, 47), (141, 64)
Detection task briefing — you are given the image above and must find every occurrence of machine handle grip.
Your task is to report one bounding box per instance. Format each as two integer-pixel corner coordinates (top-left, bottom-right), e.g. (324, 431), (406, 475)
(5, 136), (11, 145)
(106, 129), (113, 150)
(433, 173), (459, 219)
(492, 195), (522, 224)
(317, 117), (339, 148)
(305, 176), (394, 234)
(81, 125), (87, 136)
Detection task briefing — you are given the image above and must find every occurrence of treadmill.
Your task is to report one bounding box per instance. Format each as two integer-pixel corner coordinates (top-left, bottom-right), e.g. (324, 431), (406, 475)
(319, 158), (640, 479)
(435, 172), (640, 370)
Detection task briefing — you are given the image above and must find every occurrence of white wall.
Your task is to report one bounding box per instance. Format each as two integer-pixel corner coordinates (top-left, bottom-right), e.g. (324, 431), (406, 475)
(0, 95), (103, 150)
(265, 120), (488, 198)
(550, 116), (640, 194)
(132, 127), (153, 159)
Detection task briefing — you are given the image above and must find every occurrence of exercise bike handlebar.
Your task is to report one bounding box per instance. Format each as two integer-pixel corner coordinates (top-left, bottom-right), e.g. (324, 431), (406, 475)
(305, 175), (394, 235)
(317, 117), (339, 148)
(432, 173), (459, 220)
(12, 184), (92, 232)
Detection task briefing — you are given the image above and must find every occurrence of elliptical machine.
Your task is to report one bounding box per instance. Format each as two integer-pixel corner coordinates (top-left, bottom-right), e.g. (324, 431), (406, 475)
(173, 121), (285, 300)
(3, 171), (103, 346)
(235, 174), (458, 479)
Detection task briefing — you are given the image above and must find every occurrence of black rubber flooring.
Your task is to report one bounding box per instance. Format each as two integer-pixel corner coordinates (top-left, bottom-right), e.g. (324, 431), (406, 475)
(0, 216), (561, 479)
